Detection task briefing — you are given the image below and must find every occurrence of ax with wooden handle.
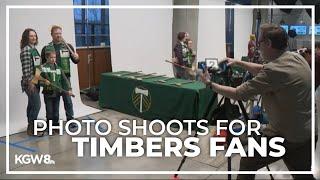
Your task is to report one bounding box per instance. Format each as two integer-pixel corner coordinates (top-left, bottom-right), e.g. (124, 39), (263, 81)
(165, 60), (192, 70)
(31, 68), (75, 97)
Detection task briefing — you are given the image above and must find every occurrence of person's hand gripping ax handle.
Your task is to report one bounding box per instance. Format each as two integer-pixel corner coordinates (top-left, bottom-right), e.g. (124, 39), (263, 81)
(31, 68), (75, 97)
(61, 37), (75, 55)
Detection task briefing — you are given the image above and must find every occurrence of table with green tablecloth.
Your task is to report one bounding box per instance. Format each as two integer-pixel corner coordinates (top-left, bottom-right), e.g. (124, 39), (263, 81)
(99, 71), (218, 123)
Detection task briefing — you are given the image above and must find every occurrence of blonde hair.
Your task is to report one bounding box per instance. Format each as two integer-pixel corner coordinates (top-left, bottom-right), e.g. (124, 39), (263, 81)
(250, 34), (256, 41)
(45, 51), (56, 59)
(50, 25), (62, 34)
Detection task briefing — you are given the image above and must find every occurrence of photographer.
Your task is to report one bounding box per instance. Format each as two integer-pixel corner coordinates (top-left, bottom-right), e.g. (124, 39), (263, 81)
(201, 24), (315, 180)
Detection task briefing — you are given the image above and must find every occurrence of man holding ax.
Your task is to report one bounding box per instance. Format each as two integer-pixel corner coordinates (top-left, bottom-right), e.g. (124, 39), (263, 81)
(41, 25), (80, 127)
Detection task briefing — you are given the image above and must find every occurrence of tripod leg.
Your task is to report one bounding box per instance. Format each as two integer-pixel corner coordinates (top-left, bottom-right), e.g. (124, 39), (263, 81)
(238, 100), (274, 180)
(237, 100), (250, 121)
(217, 96), (225, 107)
(228, 156), (232, 180)
(266, 165), (274, 180)
(224, 98), (233, 180)
(173, 94), (218, 178)
(173, 132), (199, 178)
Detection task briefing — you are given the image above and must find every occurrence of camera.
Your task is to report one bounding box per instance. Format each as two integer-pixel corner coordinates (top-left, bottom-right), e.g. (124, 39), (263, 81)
(198, 58), (244, 87)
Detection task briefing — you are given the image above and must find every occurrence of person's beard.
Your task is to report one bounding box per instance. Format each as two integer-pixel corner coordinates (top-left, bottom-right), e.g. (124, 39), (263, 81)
(53, 37), (62, 44)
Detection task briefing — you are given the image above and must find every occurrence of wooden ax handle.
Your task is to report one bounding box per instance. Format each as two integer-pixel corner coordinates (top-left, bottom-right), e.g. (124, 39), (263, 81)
(165, 60), (192, 70)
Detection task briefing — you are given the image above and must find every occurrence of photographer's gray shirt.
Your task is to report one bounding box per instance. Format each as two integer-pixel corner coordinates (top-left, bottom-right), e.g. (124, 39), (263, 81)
(236, 51), (311, 143)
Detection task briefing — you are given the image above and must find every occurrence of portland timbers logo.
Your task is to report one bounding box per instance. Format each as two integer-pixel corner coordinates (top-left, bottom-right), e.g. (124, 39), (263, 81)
(132, 86), (151, 113)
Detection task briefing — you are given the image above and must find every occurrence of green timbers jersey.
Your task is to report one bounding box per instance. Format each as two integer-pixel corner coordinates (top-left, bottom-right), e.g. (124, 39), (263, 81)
(29, 47), (41, 71)
(46, 42), (71, 75)
(185, 50), (193, 68)
(41, 63), (63, 94)
(182, 44), (189, 65)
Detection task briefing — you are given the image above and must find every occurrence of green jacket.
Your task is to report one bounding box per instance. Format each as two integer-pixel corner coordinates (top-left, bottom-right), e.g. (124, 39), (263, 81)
(41, 42), (79, 77)
(40, 63), (71, 97)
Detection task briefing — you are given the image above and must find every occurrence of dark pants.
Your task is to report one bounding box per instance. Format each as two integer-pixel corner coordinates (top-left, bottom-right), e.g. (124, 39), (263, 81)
(175, 67), (187, 79)
(26, 86), (41, 124)
(237, 136), (317, 180)
(44, 95), (60, 126)
(62, 76), (74, 120)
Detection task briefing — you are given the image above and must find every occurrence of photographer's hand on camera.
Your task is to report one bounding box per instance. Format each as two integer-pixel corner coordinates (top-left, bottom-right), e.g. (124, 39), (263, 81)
(222, 57), (239, 67)
(200, 58), (247, 100)
(223, 57), (263, 76)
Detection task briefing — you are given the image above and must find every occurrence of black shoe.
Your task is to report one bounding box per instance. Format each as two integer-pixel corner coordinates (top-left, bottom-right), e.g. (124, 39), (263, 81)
(69, 122), (78, 129)
(27, 123), (34, 136)
(66, 117), (77, 128)
(27, 123), (44, 137)
(52, 129), (60, 135)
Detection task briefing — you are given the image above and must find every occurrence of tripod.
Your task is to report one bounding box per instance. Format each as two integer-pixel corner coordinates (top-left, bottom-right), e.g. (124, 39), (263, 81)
(172, 94), (248, 180)
(212, 95), (249, 180)
(173, 68), (274, 180)
(212, 67), (274, 180)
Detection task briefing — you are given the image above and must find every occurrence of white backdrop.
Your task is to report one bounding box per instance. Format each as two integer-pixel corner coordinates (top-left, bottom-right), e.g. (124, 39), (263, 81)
(197, 0), (226, 62)
(109, 0), (173, 76)
(234, 9), (253, 60)
(0, 1), (7, 137)
(1, 0), (100, 137)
